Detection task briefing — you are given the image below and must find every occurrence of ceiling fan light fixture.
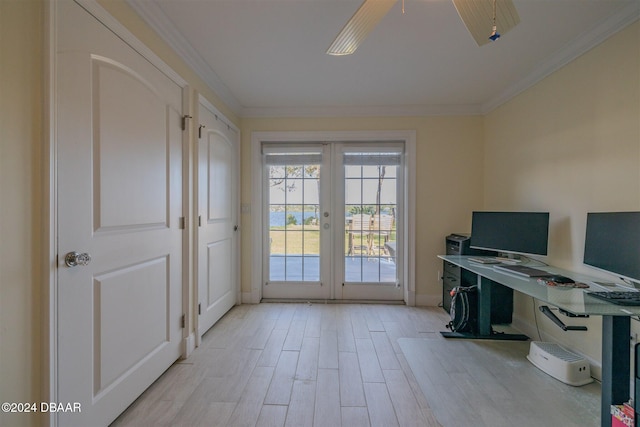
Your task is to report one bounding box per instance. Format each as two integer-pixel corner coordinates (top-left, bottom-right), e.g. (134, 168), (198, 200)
(452, 0), (519, 46)
(489, 25), (500, 41)
(326, 0), (397, 56)
(488, 0), (500, 41)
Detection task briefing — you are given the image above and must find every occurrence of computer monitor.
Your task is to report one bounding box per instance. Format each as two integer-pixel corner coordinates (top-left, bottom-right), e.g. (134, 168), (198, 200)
(470, 211), (550, 256)
(583, 211), (640, 285)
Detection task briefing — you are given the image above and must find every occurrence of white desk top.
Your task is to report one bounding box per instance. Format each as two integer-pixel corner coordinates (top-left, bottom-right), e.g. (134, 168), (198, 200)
(439, 255), (640, 317)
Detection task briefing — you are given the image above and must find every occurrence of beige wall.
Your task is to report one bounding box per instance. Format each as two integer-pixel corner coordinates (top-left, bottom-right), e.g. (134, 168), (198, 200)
(240, 116), (485, 302)
(484, 21), (640, 367)
(0, 1), (45, 426)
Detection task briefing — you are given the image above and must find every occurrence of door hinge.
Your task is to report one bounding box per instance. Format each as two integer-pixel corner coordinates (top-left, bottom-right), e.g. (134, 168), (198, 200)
(198, 303), (201, 315)
(198, 215), (202, 227)
(179, 217), (185, 229)
(181, 314), (186, 328)
(198, 124), (205, 139)
(181, 115), (192, 131)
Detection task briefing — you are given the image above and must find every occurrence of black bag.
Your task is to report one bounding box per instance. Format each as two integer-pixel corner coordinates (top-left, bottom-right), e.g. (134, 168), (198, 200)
(446, 285), (478, 333)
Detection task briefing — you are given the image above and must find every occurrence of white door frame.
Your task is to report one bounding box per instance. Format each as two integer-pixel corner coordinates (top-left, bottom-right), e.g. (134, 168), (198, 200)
(45, 1), (191, 425)
(250, 130), (416, 305)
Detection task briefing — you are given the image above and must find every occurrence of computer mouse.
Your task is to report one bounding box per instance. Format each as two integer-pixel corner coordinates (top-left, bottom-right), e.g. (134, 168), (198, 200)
(546, 275), (574, 284)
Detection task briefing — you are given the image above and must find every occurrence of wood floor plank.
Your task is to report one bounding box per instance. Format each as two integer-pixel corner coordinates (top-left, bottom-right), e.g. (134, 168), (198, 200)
(314, 369), (341, 427)
(350, 306), (371, 339)
(383, 369), (434, 427)
(109, 398), (182, 427)
(318, 328), (339, 369)
(257, 329), (288, 368)
(363, 305), (386, 331)
(341, 407), (370, 426)
(247, 319), (277, 350)
(284, 380), (316, 427)
(370, 331), (400, 370)
(282, 318), (306, 351)
(171, 401), (236, 427)
(337, 306), (357, 353)
(395, 352), (442, 426)
(226, 366), (275, 427)
(264, 351), (299, 405)
(273, 304), (295, 331)
(256, 405), (288, 427)
(295, 337), (319, 381)
(304, 305), (322, 338)
(338, 351), (366, 407)
(363, 382), (399, 427)
(355, 338), (385, 383)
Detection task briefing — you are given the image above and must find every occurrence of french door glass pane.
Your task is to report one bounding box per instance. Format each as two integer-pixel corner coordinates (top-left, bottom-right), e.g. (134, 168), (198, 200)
(268, 160), (321, 282)
(344, 153), (399, 283)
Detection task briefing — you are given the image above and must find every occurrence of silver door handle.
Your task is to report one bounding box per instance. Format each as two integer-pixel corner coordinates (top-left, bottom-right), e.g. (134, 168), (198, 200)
(65, 251), (92, 267)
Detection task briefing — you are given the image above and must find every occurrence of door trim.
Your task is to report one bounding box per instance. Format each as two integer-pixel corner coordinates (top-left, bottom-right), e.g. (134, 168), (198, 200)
(250, 130), (416, 305)
(46, 1), (190, 425)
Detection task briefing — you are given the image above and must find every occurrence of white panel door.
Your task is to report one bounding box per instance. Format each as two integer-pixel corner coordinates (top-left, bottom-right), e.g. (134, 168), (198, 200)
(197, 100), (238, 337)
(56, 1), (183, 426)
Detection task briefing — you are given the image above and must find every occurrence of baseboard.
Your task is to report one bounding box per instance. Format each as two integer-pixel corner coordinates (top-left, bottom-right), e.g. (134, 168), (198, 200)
(242, 291), (258, 304)
(182, 332), (195, 359)
(414, 293), (442, 307)
(261, 298), (405, 305)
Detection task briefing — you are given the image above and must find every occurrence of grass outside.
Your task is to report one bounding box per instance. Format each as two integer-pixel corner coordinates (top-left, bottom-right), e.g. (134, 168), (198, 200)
(269, 225), (396, 256)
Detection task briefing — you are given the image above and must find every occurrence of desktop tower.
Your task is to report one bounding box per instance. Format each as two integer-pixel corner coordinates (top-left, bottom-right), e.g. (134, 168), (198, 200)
(442, 234), (513, 324)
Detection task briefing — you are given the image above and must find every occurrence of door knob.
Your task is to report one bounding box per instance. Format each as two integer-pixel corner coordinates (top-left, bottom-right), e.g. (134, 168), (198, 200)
(65, 251), (92, 267)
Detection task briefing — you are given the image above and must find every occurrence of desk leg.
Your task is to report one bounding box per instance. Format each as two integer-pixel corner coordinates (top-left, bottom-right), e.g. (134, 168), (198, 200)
(601, 316), (630, 427)
(477, 276), (493, 336)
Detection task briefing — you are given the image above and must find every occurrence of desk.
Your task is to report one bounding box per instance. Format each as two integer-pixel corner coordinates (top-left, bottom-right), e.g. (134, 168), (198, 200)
(439, 255), (640, 427)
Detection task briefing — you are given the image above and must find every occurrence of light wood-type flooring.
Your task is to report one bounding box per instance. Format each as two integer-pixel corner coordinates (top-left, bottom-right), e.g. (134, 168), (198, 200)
(111, 303), (600, 427)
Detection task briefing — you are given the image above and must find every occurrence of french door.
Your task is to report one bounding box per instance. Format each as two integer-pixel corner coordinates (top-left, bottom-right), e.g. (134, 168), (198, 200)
(262, 143), (404, 301)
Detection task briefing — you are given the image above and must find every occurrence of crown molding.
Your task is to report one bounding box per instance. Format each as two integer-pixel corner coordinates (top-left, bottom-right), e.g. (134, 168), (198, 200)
(126, 0), (638, 119)
(482, 2), (640, 114)
(125, 0), (243, 115)
(241, 103), (483, 118)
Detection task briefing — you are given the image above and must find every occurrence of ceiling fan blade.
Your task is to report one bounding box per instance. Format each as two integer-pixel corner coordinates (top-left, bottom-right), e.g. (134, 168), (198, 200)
(327, 0), (398, 56)
(452, 0), (520, 46)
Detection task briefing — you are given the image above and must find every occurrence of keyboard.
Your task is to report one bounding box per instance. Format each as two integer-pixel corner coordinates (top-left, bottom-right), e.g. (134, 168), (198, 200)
(493, 265), (552, 277)
(587, 291), (640, 306)
(468, 257), (501, 264)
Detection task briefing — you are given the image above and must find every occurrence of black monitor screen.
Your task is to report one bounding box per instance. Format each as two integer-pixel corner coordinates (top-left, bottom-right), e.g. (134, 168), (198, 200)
(583, 212), (640, 283)
(470, 211), (549, 256)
